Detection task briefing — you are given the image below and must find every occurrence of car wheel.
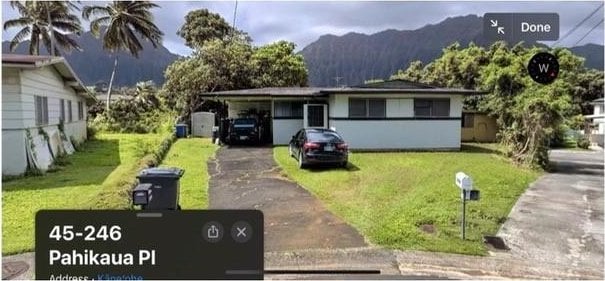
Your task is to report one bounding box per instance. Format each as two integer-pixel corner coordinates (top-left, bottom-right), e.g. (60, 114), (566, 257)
(298, 151), (306, 169)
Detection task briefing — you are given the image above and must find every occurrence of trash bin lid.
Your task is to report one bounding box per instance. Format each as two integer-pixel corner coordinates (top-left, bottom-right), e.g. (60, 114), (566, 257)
(138, 167), (184, 178)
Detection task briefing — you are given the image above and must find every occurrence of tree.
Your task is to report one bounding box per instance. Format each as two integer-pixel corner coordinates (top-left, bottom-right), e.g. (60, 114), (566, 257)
(387, 41), (602, 168)
(390, 60), (424, 82)
(4, 1), (82, 55)
(164, 9), (309, 122)
(177, 9), (233, 49)
(82, 1), (164, 111)
(251, 41), (308, 88)
(163, 38), (255, 119)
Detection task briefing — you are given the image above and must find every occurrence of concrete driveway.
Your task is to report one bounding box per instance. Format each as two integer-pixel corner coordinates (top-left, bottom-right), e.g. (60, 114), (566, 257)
(498, 149), (604, 271)
(207, 146), (367, 252)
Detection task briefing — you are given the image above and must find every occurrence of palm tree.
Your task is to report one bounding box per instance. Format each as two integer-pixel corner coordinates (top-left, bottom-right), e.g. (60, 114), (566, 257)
(3, 1), (82, 56)
(82, 1), (164, 111)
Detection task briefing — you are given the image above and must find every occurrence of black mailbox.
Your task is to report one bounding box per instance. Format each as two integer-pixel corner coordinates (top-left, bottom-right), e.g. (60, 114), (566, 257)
(469, 190), (480, 201)
(132, 183), (153, 206)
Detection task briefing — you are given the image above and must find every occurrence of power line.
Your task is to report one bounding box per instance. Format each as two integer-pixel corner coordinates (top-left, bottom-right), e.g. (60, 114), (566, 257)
(232, 0), (238, 32)
(552, 2), (603, 47)
(572, 18), (604, 47)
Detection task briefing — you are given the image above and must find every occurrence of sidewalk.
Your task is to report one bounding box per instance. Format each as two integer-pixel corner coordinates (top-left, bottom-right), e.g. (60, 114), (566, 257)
(264, 247), (603, 280)
(4, 247), (603, 280)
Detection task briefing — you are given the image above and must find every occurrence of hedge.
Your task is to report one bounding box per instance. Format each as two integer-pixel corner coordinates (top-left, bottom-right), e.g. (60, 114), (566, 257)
(92, 133), (177, 209)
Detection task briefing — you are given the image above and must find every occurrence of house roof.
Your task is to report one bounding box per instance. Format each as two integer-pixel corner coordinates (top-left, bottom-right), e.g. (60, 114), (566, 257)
(201, 79), (485, 98)
(200, 87), (325, 97)
(2, 54), (96, 102)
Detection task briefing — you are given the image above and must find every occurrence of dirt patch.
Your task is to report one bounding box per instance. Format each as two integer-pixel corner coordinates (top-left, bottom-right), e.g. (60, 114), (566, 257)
(419, 224), (437, 234)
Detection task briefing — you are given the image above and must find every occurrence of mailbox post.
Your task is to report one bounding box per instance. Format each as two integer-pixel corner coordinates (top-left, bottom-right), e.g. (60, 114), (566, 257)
(455, 172), (480, 240)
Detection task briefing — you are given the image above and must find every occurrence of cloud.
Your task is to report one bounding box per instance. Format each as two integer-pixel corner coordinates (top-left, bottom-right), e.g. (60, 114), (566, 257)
(2, 1), (603, 56)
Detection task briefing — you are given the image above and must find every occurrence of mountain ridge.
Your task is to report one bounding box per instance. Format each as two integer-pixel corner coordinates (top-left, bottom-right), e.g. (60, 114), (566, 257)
(2, 30), (180, 87)
(299, 14), (604, 87)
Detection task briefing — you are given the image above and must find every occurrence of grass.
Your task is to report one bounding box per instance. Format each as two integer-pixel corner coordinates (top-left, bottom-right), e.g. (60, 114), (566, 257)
(274, 144), (541, 255)
(2, 133), (163, 255)
(160, 138), (217, 209)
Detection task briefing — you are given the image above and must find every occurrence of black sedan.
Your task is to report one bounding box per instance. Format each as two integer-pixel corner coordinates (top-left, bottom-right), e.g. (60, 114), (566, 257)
(288, 128), (348, 169)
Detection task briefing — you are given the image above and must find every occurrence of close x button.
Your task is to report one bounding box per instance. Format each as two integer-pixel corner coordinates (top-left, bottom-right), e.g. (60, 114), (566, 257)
(231, 221), (253, 243)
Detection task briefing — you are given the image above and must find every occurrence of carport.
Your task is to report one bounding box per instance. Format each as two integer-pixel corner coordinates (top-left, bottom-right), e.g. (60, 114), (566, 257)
(200, 87), (327, 145)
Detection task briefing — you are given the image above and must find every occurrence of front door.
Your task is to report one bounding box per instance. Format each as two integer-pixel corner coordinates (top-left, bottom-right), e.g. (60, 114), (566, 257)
(303, 104), (327, 129)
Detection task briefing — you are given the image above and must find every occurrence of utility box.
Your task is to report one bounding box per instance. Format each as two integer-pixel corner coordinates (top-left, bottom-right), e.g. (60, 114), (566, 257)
(135, 167), (184, 210)
(175, 124), (188, 138)
(191, 112), (215, 137)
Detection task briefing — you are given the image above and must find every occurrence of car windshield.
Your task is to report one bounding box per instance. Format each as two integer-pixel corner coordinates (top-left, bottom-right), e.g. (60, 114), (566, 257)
(307, 131), (342, 142)
(233, 119), (256, 125)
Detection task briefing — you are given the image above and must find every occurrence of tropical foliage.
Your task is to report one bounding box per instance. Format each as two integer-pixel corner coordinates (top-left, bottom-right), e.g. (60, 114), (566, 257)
(82, 1), (164, 110)
(3, 0), (82, 55)
(162, 9), (308, 120)
(90, 81), (173, 134)
(390, 42), (604, 168)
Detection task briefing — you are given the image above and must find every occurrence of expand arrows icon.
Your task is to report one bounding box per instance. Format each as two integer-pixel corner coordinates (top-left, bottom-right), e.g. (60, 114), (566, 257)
(490, 19), (505, 34)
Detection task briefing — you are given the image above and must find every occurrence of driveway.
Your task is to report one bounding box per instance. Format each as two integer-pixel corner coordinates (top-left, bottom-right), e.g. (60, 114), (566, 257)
(497, 149), (604, 270)
(207, 146), (367, 252)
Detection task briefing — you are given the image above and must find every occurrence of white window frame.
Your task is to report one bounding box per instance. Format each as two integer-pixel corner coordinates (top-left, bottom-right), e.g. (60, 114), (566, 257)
(303, 104), (328, 129)
(35, 95), (49, 125)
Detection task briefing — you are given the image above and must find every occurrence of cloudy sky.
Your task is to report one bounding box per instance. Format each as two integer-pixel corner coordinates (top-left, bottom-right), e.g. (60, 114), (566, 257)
(2, 1), (604, 56)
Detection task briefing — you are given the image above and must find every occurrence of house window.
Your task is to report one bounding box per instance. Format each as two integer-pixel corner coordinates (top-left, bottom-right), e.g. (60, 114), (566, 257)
(59, 99), (65, 122)
(78, 101), (84, 120)
(67, 100), (73, 122)
(35, 96), (49, 125)
(462, 113), (474, 128)
(348, 98), (386, 118)
(274, 101), (304, 118)
(414, 98), (450, 117)
(307, 104), (325, 127)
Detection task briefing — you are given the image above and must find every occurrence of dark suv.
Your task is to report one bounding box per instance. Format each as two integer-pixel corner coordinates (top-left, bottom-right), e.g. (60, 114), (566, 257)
(229, 118), (261, 144)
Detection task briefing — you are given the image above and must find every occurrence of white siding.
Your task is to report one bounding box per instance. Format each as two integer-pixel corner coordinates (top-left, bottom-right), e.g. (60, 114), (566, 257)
(326, 93), (465, 150)
(594, 104), (603, 116)
(273, 119), (304, 145)
(449, 95), (463, 117)
(2, 65), (89, 175)
(1, 130), (27, 175)
(329, 93), (465, 118)
(330, 120), (461, 150)
(328, 94), (348, 117)
(64, 121), (87, 143)
(2, 68), (24, 129)
(19, 65), (88, 128)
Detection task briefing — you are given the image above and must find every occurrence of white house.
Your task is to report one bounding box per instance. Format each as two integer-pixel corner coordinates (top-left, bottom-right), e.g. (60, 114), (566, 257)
(2, 54), (95, 176)
(585, 97), (604, 147)
(201, 80), (483, 150)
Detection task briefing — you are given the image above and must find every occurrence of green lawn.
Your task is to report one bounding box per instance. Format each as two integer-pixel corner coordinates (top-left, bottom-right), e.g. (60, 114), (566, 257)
(274, 144), (540, 255)
(2, 133), (163, 255)
(160, 138), (217, 209)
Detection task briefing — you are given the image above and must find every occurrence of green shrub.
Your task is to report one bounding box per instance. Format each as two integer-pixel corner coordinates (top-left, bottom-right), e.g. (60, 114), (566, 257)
(92, 133), (177, 209)
(86, 126), (97, 140)
(576, 136), (591, 149)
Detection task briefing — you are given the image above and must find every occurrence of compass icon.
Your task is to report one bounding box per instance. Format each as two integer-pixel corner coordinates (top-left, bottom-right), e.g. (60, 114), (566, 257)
(527, 52), (559, 85)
